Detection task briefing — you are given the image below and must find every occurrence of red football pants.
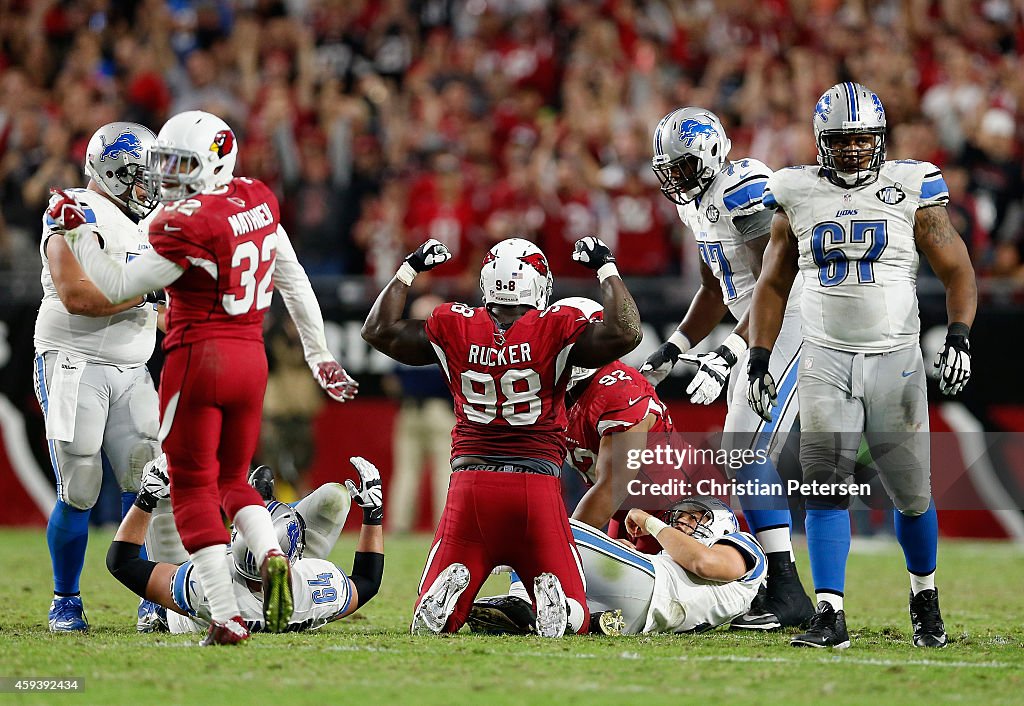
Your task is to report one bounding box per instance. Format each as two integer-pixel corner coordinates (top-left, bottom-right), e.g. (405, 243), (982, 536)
(415, 470), (589, 633)
(160, 339), (267, 553)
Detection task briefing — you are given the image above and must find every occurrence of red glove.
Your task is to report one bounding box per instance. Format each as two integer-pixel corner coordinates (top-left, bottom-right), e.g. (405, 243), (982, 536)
(47, 189), (89, 231)
(314, 361), (359, 403)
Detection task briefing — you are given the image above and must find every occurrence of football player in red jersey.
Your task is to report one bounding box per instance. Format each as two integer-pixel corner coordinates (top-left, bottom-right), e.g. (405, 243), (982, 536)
(50, 110), (358, 646)
(362, 235), (642, 636)
(555, 297), (675, 532)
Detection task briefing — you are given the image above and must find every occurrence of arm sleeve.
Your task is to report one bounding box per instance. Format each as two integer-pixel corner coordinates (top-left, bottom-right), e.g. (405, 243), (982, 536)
(273, 225), (333, 369)
(67, 227), (184, 304)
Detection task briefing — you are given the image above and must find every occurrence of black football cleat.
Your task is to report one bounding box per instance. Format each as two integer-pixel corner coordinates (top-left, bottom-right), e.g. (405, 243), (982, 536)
(790, 601), (850, 649)
(732, 560), (814, 630)
(589, 610), (625, 636)
(467, 595), (536, 635)
(248, 465), (276, 502)
(910, 589), (948, 648)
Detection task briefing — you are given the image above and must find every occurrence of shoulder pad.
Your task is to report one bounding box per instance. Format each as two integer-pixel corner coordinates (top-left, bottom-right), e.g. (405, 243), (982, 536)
(720, 159), (772, 214)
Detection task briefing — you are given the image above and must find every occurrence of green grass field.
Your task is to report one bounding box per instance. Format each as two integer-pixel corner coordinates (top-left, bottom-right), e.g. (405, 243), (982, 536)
(1, 528), (1021, 705)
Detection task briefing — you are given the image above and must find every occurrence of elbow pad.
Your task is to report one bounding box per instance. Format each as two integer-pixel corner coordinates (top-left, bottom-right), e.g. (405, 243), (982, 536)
(106, 541), (158, 598)
(350, 551), (384, 605)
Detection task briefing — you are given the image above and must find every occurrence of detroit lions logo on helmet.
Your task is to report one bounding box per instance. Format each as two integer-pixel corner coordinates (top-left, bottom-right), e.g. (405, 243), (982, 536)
(519, 252), (549, 277)
(678, 118), (717, 148)
(814, 93), (832, 123)
(99, 130), (144, 162)
(871, 93), (885, 121)
(210, 130), (235, 158)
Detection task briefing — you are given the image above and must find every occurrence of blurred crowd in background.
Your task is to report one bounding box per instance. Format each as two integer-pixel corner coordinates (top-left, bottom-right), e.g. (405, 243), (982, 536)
(2, 0), (1024, 297)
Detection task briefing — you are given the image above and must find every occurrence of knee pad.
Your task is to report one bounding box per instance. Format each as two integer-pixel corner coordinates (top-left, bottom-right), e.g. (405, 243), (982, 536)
(894, 496), (931, 517)
(59, 455), (104, 510)
(146, 500), (189, 564)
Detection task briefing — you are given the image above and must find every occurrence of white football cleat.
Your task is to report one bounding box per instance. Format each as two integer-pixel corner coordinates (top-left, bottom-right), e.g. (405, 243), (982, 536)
(534, 573), (569, 638)
(411, 563), (471, 635)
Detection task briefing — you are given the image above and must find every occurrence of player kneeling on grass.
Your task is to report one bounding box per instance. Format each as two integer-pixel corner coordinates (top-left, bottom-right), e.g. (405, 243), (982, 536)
(106, 455), (384, 642)
(470, 498), (765, 635)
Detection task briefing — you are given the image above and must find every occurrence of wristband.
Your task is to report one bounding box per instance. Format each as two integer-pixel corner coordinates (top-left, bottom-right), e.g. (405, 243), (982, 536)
(947, 322), (970, 339)
(667, 330), (692, 356)
(597, 263), (620, 283)
(644, 515), (669, 538)
(719, 332), (748, 365)
(133, 492), (158, 514)
(362, 506), (383, 526)
(395, 262), (418, 286)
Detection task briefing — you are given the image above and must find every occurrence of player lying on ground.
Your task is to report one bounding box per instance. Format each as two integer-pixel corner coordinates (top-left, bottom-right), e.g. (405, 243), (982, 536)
(362, 236), (642, 637)
(640, 107), (813, 630)
(469, 497), (765, 635)
(106, 455), (384, 637)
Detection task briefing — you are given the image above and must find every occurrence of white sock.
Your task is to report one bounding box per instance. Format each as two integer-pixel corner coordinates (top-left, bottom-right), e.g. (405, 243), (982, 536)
(816, 592), (843, 612)
(190, 545), (239, 623)
(566, 598), (585, 634)
(910, 571), (936, 596)
(509, 578), (530, 603)
(232, 504), (281, 569)
(755, 527), (793, 556)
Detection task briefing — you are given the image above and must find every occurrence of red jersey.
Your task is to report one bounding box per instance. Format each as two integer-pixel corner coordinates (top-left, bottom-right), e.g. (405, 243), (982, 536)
(425, 303), (590, 467)
(565, 360), (674, 485)
(149, 178), (280, 352)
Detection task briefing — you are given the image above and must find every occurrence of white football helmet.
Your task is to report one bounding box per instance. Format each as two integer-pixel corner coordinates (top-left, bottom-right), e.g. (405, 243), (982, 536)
(661, 497), (739, 547)
(651, 107), (731, 205)
(148, 110), (238, 202)
(813, 82), (886, 187)
(84, 122), (158, 218)
(552, 297), (604, 388)
(231, 501), (305, 581)
(480, 238), (553, 310)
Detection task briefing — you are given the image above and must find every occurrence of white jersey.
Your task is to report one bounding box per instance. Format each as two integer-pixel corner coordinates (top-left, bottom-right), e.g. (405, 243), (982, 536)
(677, 158), (801, 320)
(34, 188), (158, 366)
(170, 556), (353, 633)
(643, 531), (765, 634)
(763, 161), (949, 353)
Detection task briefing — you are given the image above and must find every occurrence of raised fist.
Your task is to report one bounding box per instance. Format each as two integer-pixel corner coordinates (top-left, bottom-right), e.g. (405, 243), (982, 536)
(405, 239), (453, 273)
(571, 236), (615, 270)
(345, 456), (383, 525)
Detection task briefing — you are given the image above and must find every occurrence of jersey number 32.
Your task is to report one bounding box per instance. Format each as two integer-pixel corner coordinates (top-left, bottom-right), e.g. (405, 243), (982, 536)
(223, 232), (278, 315)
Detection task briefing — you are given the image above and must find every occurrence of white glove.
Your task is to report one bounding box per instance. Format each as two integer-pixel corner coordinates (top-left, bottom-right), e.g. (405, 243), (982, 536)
(135, 454), (170, 512)
(679, 333), (745, 405)
(933, 325), (971, 396)
(345, 456), (383, 525)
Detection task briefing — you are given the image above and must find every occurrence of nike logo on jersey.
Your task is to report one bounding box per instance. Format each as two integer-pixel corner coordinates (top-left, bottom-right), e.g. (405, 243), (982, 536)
(627, 396), (646, 406)
(163, 223), (181, 232)
(836, 209), (859, 217)
(901, 370), (916, 378)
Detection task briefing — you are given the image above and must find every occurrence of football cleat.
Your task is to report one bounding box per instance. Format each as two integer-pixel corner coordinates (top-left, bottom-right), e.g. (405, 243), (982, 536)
(247, 465), (276, 502)
(136, 598), (168, 633)
(260, 549), (294, 633)
(534, 573), (569, 638)
(467, 595), (536, 635)
(910, 589), (948, 648)
(790, 601), (850, 649)
(200, 615), (249, 646)
(731, 560), (814, 630)
(412, 563), (471, 635)
(48, 595), (89, 632)
(589, 610), (625, 636)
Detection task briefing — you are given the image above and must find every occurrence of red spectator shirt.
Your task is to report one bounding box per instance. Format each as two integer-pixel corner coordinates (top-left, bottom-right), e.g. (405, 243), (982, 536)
(149, 177), (281, 351)
(425, 303), (590, 467)
(565, 361), (674, 485)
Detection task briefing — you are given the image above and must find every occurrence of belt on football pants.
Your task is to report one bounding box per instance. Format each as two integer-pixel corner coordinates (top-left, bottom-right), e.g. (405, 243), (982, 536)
(451, 455), (560, 478)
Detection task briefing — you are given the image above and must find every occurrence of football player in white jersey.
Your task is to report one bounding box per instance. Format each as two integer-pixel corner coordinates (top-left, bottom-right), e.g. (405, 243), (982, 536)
(33, 122), (164, 633)
(748, 83), (977, 648)
(106, 455), (384, 640)
(469, 497), (765, 635)
(639, 107), (813, 630)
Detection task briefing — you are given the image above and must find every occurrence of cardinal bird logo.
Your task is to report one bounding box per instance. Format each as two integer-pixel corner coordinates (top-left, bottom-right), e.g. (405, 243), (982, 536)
(519, 253), (549, 277)
(210, 130), (235, 158)
(482, 251), (496, 266)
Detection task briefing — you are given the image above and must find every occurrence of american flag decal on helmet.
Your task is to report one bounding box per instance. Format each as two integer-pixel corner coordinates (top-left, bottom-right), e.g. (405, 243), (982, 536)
(519, 253), (549, 276)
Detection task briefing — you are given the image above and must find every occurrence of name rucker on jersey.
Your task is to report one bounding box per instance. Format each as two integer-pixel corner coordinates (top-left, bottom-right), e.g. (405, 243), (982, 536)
(35, 188), (157, 365)
(763, 160), (949, 353)
(169, 556), (351, 633)
(646, 531), (765, 633)
(675, 158), (801, 320)
(565, 360), (673, 485)
(425, 303), (590, 467)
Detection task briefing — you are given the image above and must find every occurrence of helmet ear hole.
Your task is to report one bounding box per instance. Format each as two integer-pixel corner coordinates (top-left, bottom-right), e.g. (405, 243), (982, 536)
(711, 144), (718, 156)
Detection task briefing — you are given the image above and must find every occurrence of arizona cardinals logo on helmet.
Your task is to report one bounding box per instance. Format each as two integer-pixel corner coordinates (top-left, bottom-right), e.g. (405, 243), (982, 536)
(482, 251), (496, 266)
(210, 130), (235, 158)
(519, 253), (549, 277)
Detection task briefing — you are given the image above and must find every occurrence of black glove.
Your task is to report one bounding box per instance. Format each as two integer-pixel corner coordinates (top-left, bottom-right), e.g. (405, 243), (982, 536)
(571, 236), (615, 270)
(640, 341), (683, 385)
(143, 289), (165, 305)
(746, 347), (777, 422)
(405, 238), (453, 273)
(934, 322), (971, 396)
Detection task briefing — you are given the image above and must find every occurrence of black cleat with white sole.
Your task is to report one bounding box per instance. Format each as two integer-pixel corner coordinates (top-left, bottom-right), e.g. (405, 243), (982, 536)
(790, 601), (850, 649)
(732, 559), (814, 630)
(910, 589), (948, 648)
(589, 610), (625, 636)
(467, 595), (535, 635)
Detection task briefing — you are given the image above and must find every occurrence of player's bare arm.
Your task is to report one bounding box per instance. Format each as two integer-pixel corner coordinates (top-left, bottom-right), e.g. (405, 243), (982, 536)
(361, 239), (450, 366)
(46, 234), (144, 316)
(749, 211), (799, 351)
(571, 413), (656, 528)
(914, 206), (978, 329)
(625, 508), (747, 582)
(569, 236), (643, 368)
